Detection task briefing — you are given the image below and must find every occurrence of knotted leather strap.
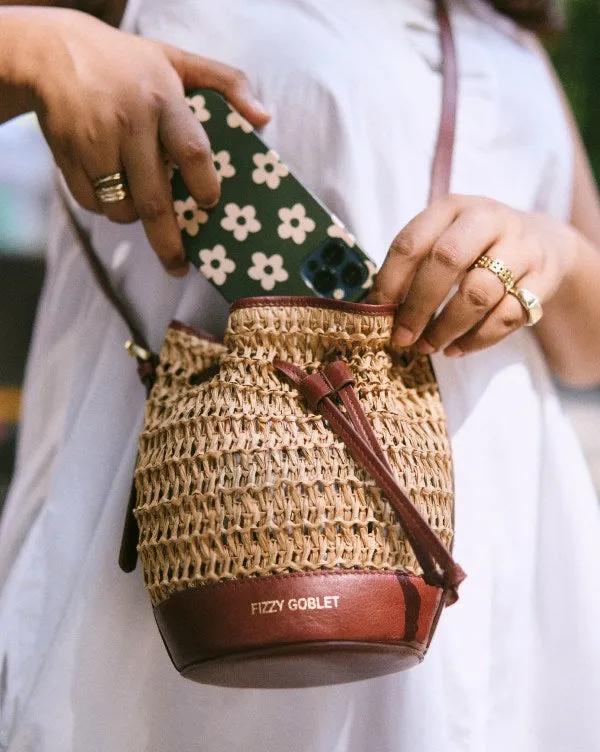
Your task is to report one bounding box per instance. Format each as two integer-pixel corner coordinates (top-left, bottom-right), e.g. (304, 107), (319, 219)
(274, 359), (466, 604)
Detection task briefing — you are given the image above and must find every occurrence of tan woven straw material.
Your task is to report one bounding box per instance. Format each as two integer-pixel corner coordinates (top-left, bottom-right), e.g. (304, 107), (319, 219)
(134, 301), (455, 607)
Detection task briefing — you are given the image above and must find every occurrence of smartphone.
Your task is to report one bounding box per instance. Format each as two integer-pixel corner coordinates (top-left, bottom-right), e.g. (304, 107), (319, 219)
(170, 89), (377, 302)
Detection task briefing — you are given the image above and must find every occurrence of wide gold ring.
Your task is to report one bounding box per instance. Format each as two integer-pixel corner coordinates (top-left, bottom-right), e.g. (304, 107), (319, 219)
(93, 172), (128, 204)
(508, 286), (543, 326)
(471, 255), (516, 294)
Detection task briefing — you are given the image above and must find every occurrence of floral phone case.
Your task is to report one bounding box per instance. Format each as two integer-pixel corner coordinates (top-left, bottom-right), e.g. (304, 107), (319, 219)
(170, 89), (377, 302)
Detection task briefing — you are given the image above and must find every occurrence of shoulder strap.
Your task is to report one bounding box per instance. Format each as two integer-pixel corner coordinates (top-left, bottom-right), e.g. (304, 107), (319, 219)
(63, 0), (458, 370)
(430, 0), (457, 203)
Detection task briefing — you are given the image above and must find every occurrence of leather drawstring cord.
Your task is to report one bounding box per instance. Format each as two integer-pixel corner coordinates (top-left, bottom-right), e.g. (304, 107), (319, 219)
(274, 359), (466, 604)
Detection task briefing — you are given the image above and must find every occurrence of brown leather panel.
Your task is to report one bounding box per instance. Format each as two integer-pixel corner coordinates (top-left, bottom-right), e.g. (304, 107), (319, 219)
(230, 296), (398, 315)
(154, 570), (443, 676)
(118, 481), (139, 574)
(168, 320), (221, 343)
(181, 641), (424, 689)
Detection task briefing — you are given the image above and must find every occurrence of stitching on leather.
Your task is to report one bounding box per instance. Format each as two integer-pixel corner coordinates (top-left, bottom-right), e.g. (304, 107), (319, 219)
(177, 643), (426, 675)
(158, 570), (437, 601)
(169, 320), (221, 343)
(230, 298), (397, 315)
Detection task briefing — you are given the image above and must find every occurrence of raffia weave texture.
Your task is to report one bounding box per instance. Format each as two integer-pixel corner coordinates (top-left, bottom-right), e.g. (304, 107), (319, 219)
(134, 302), (455, 606)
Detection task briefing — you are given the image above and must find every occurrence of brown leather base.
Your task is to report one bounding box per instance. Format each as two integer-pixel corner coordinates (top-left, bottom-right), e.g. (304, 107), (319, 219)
(154, 570), (445, 688)
(181, 641), (424, 689)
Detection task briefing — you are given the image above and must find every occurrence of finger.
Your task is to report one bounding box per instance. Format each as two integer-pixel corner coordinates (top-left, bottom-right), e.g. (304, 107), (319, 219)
(414, 241), (527, 354)
(445, 273), (544, 357)
(121, 121), (188, 276)
(79, 142), (138, 224)
(55, 158), (102, 214)
(160, 98), (220, 210)
(366, 194), (464, 306)
(87, 168), (139, 225)
(161, 44), (271, 128)
(390, 206), (507, 349)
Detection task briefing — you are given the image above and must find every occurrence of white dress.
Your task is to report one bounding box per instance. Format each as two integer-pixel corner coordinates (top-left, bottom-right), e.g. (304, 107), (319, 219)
(1, 0), (600, 750)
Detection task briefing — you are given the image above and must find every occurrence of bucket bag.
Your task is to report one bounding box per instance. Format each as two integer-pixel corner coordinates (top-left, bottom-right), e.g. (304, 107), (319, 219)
(66, 0), (465, 688)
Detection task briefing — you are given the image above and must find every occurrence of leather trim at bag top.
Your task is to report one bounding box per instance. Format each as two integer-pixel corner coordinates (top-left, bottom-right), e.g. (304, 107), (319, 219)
(154, 570), (444, 688)
(168, 320), (222, 342)
(229, 296), (398, 315)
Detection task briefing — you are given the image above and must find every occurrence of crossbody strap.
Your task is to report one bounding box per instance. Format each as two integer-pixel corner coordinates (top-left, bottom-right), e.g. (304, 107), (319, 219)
(62, 0), (457, 372)
(430, 0), (458, 204)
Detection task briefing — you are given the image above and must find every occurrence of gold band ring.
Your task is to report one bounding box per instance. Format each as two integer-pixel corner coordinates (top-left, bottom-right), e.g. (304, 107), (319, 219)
(93, 172), (128, 204)
(508, 286), (543, 326)
(470, 255), (516, 293)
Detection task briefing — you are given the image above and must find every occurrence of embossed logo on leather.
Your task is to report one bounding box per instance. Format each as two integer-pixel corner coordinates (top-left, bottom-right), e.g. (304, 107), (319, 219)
(250, 596), (340, 615)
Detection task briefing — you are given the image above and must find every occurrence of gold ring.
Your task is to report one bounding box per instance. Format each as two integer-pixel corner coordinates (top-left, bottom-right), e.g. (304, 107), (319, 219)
(93, 172), (128, 204)
(508, 286), (543, 326)
(471, 255), (516, 293)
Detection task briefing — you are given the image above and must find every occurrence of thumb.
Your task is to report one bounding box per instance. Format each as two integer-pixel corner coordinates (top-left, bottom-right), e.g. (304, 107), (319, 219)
(161, 44), (271, 128)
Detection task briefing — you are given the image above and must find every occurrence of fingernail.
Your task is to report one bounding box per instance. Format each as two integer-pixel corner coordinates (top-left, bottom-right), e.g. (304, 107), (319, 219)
(414, 339), (435, 355)
(391, 325), (414, 349)
(169, 266), (189, 278)
(165, 258), (189, 277)
(444, 344), (463, 358)
(253, 97), (269, 116)
(199, 197), (219, 210)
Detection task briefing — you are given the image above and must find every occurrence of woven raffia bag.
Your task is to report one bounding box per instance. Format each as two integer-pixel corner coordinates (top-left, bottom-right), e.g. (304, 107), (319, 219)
(129, 299), (465, 687)
(64, 0), (465, 689)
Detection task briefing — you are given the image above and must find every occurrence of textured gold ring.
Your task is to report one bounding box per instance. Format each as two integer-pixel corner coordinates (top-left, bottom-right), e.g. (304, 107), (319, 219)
(93, 172), (128, 204)
(470, 255), (516, 294)
(508, 286), (543, 326)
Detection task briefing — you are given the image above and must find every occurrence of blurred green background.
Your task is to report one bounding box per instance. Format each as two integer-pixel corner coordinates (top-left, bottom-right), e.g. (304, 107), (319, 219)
(550, 0), (600, 180)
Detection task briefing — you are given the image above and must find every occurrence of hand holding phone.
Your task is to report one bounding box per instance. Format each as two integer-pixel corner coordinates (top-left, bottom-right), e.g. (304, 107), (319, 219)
(171, 89), (377, 302)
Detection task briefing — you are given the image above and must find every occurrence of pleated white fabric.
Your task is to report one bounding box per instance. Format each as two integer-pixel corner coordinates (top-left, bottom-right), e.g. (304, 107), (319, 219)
(1, 1), (600, 750)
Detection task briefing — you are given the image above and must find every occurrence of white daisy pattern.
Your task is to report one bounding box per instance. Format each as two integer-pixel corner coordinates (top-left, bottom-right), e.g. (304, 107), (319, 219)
(173, 197), (209, 237)
(333, 288), (346, 300)
(248, 252), (289, 291)
(226, 109), (253, 133)
(327, 214), (356, 248)
(198, 244), (235, 286)
(187, 94), (211, 123)
(212, 150), (236, 181)
(361, 260), (378, 289)
(220, 203), (262, 242)
(277, 204), (316, 245)
(251, 150), (290, 190)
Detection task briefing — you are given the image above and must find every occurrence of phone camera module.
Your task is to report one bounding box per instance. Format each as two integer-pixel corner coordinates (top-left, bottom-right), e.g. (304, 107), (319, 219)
(321, 240), (346, 267)
(313, 269), (337, 294)
(341, 262), (367, 287)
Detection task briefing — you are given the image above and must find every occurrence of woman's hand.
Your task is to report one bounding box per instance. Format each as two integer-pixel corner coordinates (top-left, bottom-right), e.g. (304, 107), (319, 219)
(3, 7), (269, 275)
(367, 194), (579, 357)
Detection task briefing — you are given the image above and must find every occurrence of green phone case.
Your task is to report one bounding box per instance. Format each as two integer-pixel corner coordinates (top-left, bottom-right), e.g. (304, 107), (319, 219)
(170, 89), (377, 302)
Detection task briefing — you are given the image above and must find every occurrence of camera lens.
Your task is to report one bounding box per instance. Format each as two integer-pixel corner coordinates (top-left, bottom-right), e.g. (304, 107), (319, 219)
(341, 262), (366, 287)
(321, 240), (346, 267)
(313, 269), (337, 294)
